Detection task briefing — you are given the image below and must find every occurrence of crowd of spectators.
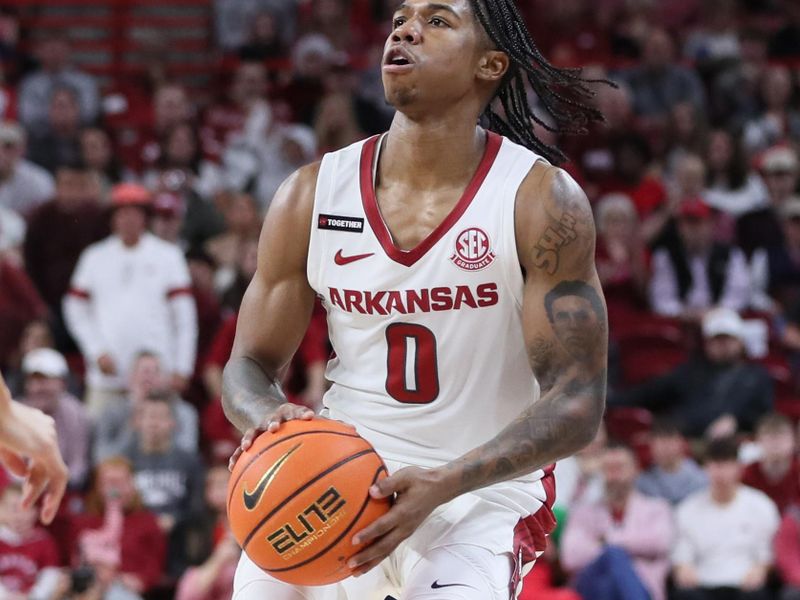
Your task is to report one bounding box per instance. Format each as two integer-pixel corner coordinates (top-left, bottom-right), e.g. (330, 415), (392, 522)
(0, 0), (800, 598)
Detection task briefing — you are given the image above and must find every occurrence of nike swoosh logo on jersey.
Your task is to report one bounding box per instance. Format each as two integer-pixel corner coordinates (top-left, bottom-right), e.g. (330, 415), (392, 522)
(431, 581), (475, 590)
(335, 250), (375, 266)
(243, 443), (301, 511)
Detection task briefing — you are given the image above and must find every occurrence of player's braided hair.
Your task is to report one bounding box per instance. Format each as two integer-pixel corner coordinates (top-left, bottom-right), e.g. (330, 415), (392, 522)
(468, 0), (610, 164)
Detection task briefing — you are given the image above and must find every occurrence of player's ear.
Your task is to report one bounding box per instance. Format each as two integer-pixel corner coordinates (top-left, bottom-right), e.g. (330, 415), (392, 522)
(476, 50), (509, 83)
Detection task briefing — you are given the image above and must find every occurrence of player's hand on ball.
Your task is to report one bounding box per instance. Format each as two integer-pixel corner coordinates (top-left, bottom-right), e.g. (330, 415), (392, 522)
(348, 466), (451, 576)
(228, 403), (315, 471)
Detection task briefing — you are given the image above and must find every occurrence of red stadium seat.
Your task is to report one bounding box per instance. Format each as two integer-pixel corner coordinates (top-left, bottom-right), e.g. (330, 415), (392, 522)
(616, 319), (688, 386)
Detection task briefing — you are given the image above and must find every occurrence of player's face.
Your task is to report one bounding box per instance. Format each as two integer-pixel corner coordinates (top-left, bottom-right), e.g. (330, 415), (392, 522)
(382, 0), (490, 110)
(550, 295), (600, 359)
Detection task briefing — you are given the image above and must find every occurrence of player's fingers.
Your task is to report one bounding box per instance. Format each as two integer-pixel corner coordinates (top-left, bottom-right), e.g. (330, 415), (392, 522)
(351, 557), (386, 577)
(352, 511), (396, 546)
(349, 532), (402, 572)
(39, 458), (67, 525)
(240, 428), (257, 450)
(228, 446), (243, 471)
(21, 465), (50, 511)
(0, 448), (28, 476)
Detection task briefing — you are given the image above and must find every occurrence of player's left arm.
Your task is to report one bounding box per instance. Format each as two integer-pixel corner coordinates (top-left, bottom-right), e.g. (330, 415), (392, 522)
(349, 165), (606, 575)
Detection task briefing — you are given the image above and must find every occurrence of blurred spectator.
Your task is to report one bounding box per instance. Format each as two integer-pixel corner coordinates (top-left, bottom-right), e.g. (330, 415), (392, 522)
(174, 465), (239, 600)
(122, 390), (205, 577)
(0, 254), (46, 369)
(185, 249), (223, 401)
(554, 424), (608, 512)
(672, 437), (779, 600)
(742, 413), (800, 514)
(637, 419), (708, 505)
(0, 483), (60, 599)
(201, 60), (274, 162)
(775, 501), (800, 599)
(618, 28), (706, 130)
(704, 129), (768, 217)
(80, 127), (123, 193)
(738, 145), (800, 259)
(750, 197), (800, 313)
(23, 163), (107, 349)
(769, 3), (800, 58)
(649, 199), (751, 319)
(219, 235), (259, 314)
(93, 351), (199, 464)
(743, 66), (800, 156)
(63, 183), (197, 417)
(314, 85), (367, 154)
(279, 34), (336, 125)
(150, 191), (187, 246)
(117, 83), (194, 175)
(0, 203), (24, 261)
(67, 457), (165, 598)
(710, 29), (768, 131)
(205, 192), (261, 291)
(18, 35), (99, 134)
(238, 9), (287, 61)
(561, 443), (674, 600)
(0, 120), (55, 216)
(214, 0), (297, 52)
(143, 123), (224, 203)
(224, 123), (316, 210)
(2, 319), (55, 398)
(610, 308), (773, 438)
(682, 0), (740, 64)
(26, 86), (84, 174)
(20, 348), (90, 490)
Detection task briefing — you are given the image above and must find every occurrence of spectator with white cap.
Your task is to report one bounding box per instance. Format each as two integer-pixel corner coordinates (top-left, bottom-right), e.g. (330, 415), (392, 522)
(0, 120), (55, 217)
(18, 347), (90, 489)
(609, 307), (773, 439)
(63, 182), (198, 418)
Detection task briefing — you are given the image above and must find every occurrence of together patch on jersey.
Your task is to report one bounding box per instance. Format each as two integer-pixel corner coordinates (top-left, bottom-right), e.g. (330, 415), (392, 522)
(318, 214), (364, 233)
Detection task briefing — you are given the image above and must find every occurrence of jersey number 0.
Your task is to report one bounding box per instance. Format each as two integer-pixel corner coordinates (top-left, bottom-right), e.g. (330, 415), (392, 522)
(385, 323), (439, 404)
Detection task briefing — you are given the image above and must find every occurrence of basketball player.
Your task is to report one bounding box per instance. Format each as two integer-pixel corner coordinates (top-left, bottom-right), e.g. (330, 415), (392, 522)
(0, 372), (67, 525)
(223, 0), (608, 597)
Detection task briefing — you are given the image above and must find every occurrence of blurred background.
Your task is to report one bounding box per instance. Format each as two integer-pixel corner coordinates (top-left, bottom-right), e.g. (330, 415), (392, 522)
(1, 0), (800, 599)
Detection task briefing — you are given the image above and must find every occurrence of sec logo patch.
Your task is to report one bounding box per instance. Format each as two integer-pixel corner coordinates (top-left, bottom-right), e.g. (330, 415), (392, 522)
(450, 227), (496, 271)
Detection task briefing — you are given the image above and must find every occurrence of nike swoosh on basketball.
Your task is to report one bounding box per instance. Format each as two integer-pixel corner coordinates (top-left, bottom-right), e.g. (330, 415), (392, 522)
(335, 250), (375, 266)
(243, 443), (301, 511)
(431, 581), (475, 590)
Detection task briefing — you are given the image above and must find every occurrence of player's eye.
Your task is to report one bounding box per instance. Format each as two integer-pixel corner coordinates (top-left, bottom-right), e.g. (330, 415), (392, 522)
(430, 17), (449, 27)
(393, 17), (407, 28)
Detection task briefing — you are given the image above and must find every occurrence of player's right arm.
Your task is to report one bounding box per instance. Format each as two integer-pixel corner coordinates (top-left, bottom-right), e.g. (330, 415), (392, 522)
(221, 163), (321, 459)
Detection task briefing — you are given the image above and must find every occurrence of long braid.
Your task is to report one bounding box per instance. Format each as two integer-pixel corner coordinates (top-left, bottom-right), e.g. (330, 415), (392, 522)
(469, 0), (611, 164)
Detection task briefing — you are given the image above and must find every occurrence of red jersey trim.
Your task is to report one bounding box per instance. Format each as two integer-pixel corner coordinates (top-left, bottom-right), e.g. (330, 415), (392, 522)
(166, 287), (193, 299)
(67, 287), (91, 300)
(359, 131), (503, 268)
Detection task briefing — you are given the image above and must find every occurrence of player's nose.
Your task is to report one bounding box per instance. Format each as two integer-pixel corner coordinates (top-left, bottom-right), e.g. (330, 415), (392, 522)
(392, 18), (422, 44)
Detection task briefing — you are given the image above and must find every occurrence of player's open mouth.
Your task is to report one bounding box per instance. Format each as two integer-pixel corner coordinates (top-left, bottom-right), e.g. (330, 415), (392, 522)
(383, 46), (416, 73)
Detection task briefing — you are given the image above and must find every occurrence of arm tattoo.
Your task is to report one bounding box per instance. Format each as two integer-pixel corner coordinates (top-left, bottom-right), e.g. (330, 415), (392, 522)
(222, 357), (287, 433)
(532, 213), (578, 275)
(445, 279), (607, 498)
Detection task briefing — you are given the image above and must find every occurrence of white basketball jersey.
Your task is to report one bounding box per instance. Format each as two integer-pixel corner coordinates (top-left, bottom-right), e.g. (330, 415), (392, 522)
(308, 131), (543, 470)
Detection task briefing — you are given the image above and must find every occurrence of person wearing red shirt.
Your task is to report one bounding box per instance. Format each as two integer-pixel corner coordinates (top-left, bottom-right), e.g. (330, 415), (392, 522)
(0, 256), (46, 369)
(743, 413), (800, 513)
(67, 457), (165, 596)
(0, 483), (60, 598)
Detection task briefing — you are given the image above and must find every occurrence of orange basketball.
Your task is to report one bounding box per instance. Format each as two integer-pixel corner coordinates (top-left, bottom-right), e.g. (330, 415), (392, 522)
(227, 418), (391, 586)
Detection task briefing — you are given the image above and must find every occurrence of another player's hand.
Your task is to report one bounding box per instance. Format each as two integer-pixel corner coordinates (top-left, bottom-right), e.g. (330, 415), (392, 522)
(348, 466), (451, 576)
(0, 373), (68, 525)
(228, 403), (315, 471)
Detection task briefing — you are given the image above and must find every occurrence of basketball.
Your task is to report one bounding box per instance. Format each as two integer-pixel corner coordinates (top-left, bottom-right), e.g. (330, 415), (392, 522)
(226, 418), (391, 586)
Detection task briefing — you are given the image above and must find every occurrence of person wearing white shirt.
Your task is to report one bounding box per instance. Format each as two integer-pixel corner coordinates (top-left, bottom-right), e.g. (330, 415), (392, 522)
(672, 437), (779, 600)
(0, 121), (55, 217)
(63, 183), (197, 418)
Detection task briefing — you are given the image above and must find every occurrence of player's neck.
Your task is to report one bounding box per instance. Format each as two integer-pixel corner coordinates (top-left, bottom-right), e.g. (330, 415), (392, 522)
(382, 113), (488, 189)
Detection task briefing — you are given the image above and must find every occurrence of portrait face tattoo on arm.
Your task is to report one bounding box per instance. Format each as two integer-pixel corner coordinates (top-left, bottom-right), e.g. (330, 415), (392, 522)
(544, 280), (606, 363)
